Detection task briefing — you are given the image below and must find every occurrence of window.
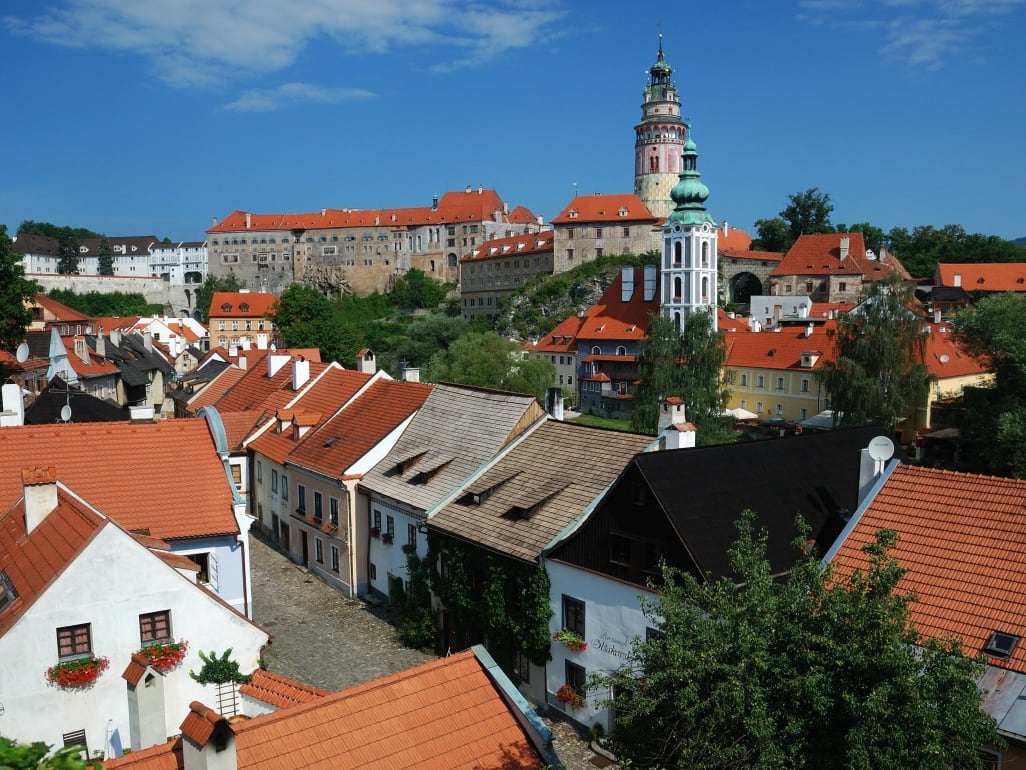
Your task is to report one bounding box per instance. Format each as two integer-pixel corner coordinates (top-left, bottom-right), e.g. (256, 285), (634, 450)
(595, 227), (603, 238)
(800, 408), (808, 419)
(139, 610), (171, 645)
(281, 475), (288, 501)
(372, 509), (382, 531)
(315, 538), (323, 564)
(801, 378), (809, 393)
(757, 401), (764, 413)
(230, 464), (242, 490)
(369, 563), (377, 581)
(740, 399), (747, 409)
(623, 226), (630, 237)
(407, 523), (417, 547)
(566, 228), (574, 239)
(329, 497), (340, 526)
(566, 248), (574, 261)
(776, 376), (784, 390)
(984, 631), (1019, 659)
(57, 623), (92, 659)
(565, 660), (586, 700)
(610, 534), (631, 566)
(562, 595), (585, 637)
(330, 546), (340, 573)
(838, 282), (847, 292)
(0, 569), (17, 613)
(271, 469), (278, 494)
(313, 491), (323, 521)
(740, 373), (748, 387)
(256, 461), (262, 483)
(757, 375), (765, 389)
(296, 484), (306, 513)
(386, 515), (395, 538)
(776, 404), (783, 416)
(596, 248), (604, 258)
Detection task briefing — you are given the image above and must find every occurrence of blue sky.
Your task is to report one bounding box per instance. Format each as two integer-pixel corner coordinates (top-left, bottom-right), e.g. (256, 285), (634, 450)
(3, 0), (1024, 244)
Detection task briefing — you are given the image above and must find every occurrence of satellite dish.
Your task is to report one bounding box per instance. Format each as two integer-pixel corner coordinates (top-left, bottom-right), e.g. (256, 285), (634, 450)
(867, 436), (895, 462)
(15, 342), (29, 363)
(60, 404), (72, 422)
(939, 354), (950, 363)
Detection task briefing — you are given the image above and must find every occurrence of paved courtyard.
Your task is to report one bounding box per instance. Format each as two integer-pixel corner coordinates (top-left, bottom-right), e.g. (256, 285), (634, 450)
(249, 530), (603, 769)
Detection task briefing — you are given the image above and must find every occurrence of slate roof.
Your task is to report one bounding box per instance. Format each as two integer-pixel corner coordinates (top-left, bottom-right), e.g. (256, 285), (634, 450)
(360, 384), (543, 514)
(0, 480), (105, 636)
(0, 421), (238, 540)
(24, 377), (128, 424)
(430, 420), (655, 562)
(239, 669), (327, 710)
(826, 465), (1026, 673)
(105, 648), (552, 770)
(551, 193), (658, 224)
(936, 262), (1026, 292)
(11, 232), (59, 257)
(286, 379), (433, 479)
(602, 426), (890, 579)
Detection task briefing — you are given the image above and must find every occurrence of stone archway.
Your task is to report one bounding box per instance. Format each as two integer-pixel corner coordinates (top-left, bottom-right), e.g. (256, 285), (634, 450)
(728, 271), (763, 306)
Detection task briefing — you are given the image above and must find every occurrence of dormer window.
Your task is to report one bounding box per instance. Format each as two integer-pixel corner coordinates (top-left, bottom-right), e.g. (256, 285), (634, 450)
(239, 303), (249, 313)
(618, 207), (628, 217)
(984, 631), (1019, 659)
(568, 209), (578, 219)
(221, 303), (232, 312)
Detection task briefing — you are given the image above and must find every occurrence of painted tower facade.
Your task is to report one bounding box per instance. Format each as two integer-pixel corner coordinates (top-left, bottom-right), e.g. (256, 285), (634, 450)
(661, 137), (718, 331)
(634, 36), (687, 220)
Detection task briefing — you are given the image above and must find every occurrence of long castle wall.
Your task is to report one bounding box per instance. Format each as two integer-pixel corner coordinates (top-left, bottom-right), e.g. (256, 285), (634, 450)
(28, 274), (199, 316)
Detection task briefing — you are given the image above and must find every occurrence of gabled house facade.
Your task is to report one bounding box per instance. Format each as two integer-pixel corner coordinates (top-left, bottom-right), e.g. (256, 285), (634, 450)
(823, 464), (1026, 765)
(0, 468), (267, 755)
(543, 426), (892, 730)
(207, 291), (278, 351)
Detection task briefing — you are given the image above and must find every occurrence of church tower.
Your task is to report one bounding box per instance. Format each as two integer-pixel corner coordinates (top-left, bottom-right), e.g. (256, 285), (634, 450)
(661, 136), (718, 331)
(634, 35), (687, 220)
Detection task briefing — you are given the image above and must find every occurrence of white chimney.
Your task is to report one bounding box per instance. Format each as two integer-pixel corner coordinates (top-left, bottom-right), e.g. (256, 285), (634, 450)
(722, 221), (729, 236)
(245, 212), (252, 229)
(255, 333), (269, 350)
(74, 337), (89, 364)
(23, 466), (58, 533)
(143, 331), (153, 352)
(267, 353), (290, 377)
(1, 383), (25, 427)
(180, 702), (238, 770)
(96, 330), (106, 357)
(292, 358), (310, 390)
(934, 308), (942, 323)
(839, 236), (850, 260)
(124, 655), (167, 751)
(356, 349), (376, 374)
(657, 396), (687, 434)
(545, 387), (564, 421)
(664, 422), (697, 450)
(403, 367), (420, 383)
(953, 273), (962, 287)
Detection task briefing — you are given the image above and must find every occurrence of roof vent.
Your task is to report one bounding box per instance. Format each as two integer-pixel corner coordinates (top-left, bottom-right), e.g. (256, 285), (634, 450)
(984, 631), (1019, 659)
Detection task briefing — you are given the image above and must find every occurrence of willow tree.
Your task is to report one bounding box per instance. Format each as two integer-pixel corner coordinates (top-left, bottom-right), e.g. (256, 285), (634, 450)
(817, 274), (933, 430)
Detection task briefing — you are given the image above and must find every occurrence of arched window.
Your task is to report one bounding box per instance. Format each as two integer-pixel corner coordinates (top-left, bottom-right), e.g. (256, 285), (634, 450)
(674, 311), (681, 330)
(674, 241), (682, 264)
(701, 276), (709, 301)
(674, 276), (682, 299)
(701, 241), (709, 267)
(616, 346), (627, 356)
(592, 346), (601, 355)
(649, 155), (659, 172)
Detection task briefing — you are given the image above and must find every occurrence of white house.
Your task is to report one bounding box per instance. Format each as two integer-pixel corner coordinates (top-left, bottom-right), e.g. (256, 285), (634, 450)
(0, 468), (268, 756)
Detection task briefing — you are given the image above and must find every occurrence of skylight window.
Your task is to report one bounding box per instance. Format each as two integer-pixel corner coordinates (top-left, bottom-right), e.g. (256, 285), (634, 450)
(984, 631), (1019, 659)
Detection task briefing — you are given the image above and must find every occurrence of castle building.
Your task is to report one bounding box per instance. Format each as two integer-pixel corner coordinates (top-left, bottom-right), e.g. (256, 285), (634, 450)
(634, 35), (688, 220)
(661, 136), (718, 331)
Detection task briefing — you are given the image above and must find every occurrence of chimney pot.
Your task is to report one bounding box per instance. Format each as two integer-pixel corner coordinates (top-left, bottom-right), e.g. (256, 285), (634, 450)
(23, 466), (58, 533)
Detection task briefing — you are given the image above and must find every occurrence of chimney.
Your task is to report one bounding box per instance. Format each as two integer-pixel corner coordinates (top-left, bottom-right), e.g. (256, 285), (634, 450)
(657, 396), (687, 434)
(402, 367), (420, 383)
(111, 328), (122, 346)
(240, 337), (250, 351)
(953, 273), (962, 287)
(292, 358), (310, 390)
(1, 383), (26, 427)
(839, 236), (850, 260)
(212, 217), (218, 227)
(255, 333), (268, 350)
(432, 194), (438, 211)
(934, 308), (942, 324)
(545, 387), (564, 421)
(23, 466), (58, 534)
(722, 221), (729, 237)
(664, 421), (697, 450)
(478, 184), (483, 195)
(621, 266), (635, 302)
(245, 212), (252, 229)
(73, 337), (89, 364)
(267, 353), (290, 377)
(466, 185), (472, 193)
(143, 331), (153, 352)
(355, 349), (376, 374)
(96, 329), (106, 357)
(124, 654), (167, 751)
(180, 702), (237, 770)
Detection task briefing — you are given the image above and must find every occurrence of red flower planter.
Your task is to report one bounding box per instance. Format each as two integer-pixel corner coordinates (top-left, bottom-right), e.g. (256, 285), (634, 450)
(138, 640), (189, 673)
(46, 656), (110, 688)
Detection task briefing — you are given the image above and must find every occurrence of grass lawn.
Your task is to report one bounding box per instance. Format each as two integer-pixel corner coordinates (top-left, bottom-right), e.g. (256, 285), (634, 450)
(568, 413), (641, 433)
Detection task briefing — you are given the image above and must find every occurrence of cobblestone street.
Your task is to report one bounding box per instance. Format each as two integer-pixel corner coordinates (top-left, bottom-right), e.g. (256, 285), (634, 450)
(249, 530), (604, 769)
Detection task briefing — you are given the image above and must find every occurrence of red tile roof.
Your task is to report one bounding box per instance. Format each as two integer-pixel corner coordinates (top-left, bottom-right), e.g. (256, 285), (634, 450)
(828, 465), (1026, 673)
(461, 231), (554, 262)
(208, 190), (519, 234)
(30, 294), (93, 322)
(576, 270), (659, 343)
(285, 379), (433, 478)
(772, 233), (910, 281)
(936, 263), (1026, 292)
(122, 652), (156, 687)
(922, 323), (988, 380)
(187, 366), (248, 413)
(524, 313), (586, 355)
(0, 421), (239, 540)
(208, 292), (278, 320)
(723, 323), (836, 371)
(59, 336), (121, 376)
(507, 204), (540, 225)
(104, 649), (547, 769)
(0, 483), (105, 636)
(210, 357), (331, 418)
(239, 669), (327, 709)
(551, 193), (658, 224)
(718, 226), (753, 251)
(104, 739), (183, 770)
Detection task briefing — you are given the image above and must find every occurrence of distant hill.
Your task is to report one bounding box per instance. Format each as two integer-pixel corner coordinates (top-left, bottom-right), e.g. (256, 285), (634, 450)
(1016, 236), (1026, 248)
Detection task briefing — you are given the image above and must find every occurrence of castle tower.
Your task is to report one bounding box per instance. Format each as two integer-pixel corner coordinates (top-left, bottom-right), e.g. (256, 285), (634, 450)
(634, 35), (687, 220)
(661, 136), (718, 332)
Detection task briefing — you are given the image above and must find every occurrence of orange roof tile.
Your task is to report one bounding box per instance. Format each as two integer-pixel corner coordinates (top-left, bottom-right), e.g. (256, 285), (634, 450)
(936, 263), (1026, 292)
(551, 193), (658, 224)
(922, 323), (989, 380)
(239, 669), (327, 709)
(525, 314), (587, 354)
(122, 653), (157, 687)
(285, 379), (432, 477)
(461, 230), (553, 262)
(30, 294), (93, 322)
(507, 204), (539, 225)
(576, 270), (659, 342)
(180, 701), (225, 747)
(0, 421), (239, 540)
(208, 292), (278, 320)
(187, 366), (247, 414)
(104, 738), (183, 770)
(723, 323), (836, 371)
(212, 357), (331, 418)
(217, 410), (266, 451)
(828, 465), (1026, 673)
(772, 233), (911, 281)
(717, 226), (753, 251)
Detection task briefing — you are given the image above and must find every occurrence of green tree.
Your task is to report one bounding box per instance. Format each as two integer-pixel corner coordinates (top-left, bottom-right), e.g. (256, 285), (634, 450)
(426, 331), (555, 400)
(952, 292), (1026, 477)
(389, 268), (450, 310)
(0, 737), (89, 769)
(883, 225), (1024, 280)
(194, 274), (243, 322)
(782, 186), (835, 242)
(631, 314), (683, 435)
(47, 289), (161, 317)
(0, 226), (40, 350)
(272, 283), (333, 329)
(751, 216), (791, 253)
(17, 221), (101, 240)
(597, 512), (1000, 770)
(817, 275), (933, 431)
(56, 230), (80, 274)
(96, 237), (114, 276)
(391, 314), (470, 369)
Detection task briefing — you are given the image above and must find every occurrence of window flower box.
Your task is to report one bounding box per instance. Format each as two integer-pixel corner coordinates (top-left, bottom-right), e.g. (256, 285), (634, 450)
(556, 683), (585, 710)
(138, 639), (189, 673)
(46, 656), (110, 688)
(381, 532), (394, 546)
(553, 629), (587, 652)
(370, 527), (380, 539)
(401, 543), (416, 555)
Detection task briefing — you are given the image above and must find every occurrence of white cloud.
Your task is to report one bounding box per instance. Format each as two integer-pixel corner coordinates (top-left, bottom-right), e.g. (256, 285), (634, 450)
(797, 0), (1024, 69)
(224, 82), (375, 111)
(5, 0), (567, 89)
